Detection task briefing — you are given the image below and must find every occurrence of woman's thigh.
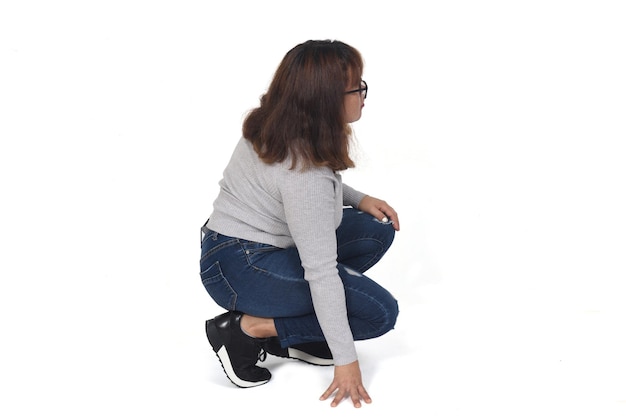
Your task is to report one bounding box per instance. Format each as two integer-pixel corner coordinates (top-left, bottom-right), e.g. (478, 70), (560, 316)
(200, 232), (314, 317)
(336, 208), (395, 272)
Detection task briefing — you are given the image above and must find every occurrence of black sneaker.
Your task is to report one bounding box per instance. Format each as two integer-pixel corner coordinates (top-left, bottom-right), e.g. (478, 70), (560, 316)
(263, 337), (334, 366)
(205, 311), (271, 388)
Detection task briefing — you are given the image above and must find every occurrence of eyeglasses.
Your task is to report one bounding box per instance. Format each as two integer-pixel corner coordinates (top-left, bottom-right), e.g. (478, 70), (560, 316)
(345, 80), (368, 99)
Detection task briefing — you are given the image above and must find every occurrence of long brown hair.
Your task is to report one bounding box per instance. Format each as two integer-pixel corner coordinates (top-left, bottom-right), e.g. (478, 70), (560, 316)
(243, 40), (363, 171)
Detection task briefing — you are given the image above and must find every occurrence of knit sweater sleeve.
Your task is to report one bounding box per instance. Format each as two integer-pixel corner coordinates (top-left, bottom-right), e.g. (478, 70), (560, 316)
(342, 183), (367, 209)
(278, 166), (358, 366)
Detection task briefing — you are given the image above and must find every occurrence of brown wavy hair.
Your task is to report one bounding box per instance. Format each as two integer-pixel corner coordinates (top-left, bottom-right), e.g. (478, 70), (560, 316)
(243, 40), (363, 171)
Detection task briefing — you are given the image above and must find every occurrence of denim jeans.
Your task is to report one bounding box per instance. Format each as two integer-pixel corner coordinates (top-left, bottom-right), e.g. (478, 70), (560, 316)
(199, 208), (399, 348)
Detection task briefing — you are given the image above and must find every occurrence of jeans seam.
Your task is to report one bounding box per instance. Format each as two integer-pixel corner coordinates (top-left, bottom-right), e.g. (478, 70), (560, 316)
(344, 285), (394, 340)
(337, 237), (385, 272)
(200, 238), (239, 264)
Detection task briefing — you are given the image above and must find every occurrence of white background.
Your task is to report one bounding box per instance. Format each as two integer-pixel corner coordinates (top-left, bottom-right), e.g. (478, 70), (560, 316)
(1, 1), (625, 415)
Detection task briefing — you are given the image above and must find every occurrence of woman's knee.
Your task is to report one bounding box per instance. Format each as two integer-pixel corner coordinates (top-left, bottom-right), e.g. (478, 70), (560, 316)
(380, 293), (399, 335)
(379, 222), (396, 252)
(343, 271), (399, 338)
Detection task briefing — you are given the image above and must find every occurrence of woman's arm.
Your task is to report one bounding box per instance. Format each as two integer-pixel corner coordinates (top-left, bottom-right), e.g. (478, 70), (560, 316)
(280, 167), (372, 407)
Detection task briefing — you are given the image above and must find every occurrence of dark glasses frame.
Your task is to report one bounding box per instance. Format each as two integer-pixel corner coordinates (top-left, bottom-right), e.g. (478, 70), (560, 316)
(345, 80), (368, 99)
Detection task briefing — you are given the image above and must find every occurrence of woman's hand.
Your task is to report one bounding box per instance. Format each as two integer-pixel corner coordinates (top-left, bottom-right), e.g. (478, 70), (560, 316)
(358, 195), (400, 231)
(319, 361), (372, 408)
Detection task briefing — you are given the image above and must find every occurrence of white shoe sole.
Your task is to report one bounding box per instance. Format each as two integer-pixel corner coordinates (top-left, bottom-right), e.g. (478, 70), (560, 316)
(215, 346), (270, 388)
(287, 347), (334, 366)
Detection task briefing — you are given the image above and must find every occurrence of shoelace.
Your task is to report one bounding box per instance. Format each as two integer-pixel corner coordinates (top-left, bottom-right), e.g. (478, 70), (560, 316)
(257, 348), (267, 362)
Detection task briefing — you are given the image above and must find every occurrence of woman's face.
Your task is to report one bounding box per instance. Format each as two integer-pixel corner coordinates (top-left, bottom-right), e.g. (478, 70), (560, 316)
(344, 79), (367, 123)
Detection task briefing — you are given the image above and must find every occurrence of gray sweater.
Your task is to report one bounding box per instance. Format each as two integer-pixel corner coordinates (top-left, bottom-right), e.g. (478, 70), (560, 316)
(207, 137), (366, 365)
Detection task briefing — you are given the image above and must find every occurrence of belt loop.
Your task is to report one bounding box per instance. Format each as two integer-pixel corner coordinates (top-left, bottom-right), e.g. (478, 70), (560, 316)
(200, 217), (210, 245)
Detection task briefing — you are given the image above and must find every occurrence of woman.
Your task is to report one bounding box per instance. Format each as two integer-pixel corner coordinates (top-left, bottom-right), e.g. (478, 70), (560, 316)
(200, 39), (400, 408)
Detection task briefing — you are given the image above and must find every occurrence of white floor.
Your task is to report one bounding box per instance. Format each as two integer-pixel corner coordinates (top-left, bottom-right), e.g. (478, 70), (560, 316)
(5, 281), (625, 416)
(3, 234), (625, 416)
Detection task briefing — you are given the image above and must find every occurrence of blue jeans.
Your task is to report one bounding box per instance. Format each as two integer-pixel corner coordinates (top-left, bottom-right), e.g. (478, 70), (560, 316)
(199, 208), (399, 348)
